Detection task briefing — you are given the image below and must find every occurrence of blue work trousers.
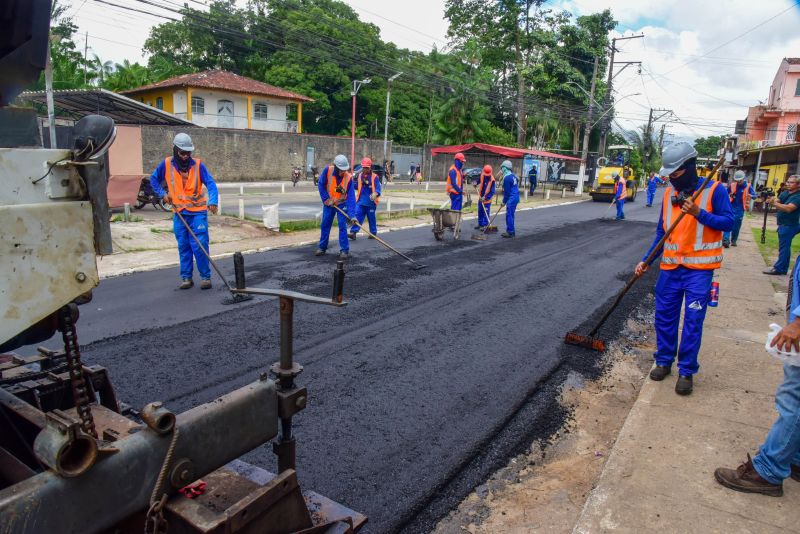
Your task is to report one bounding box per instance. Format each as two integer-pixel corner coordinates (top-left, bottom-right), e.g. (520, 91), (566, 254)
(352, 203), (377, 235)
(723, 212), (744, 244)
(450, 193), (463, 211)
(530, 181), (537, 194)
(753, 363), (800, 484)
(477, 202), (491, 227)
(173, 210), (210, 280)
(506, 202), (518, 235)
(319, 204), (351, 252)
(646, 189), (656, 206)
(773, 224), (800, 273)
(615, 198), (625, 220)
(654, 267), (714, 376)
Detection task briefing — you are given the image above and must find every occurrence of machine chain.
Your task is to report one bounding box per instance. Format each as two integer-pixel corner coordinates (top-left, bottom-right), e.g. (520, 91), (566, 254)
(145, 427), (180, 534)
(58, 305), (97, 438)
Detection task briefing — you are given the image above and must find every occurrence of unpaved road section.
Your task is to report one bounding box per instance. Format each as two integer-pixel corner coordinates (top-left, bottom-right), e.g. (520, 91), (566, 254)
(53, 201), (659, 533)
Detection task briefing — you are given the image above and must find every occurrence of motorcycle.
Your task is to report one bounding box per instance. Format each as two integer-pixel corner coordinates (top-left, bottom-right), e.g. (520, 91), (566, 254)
(309, 166), (319, 186)
(291, 166), (301, 187)
(135, 177), (171, 211)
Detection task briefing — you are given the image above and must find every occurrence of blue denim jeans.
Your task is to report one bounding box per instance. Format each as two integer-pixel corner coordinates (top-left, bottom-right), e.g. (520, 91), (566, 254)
(774, 224), (800, 273)
(753, 363), (800, 484)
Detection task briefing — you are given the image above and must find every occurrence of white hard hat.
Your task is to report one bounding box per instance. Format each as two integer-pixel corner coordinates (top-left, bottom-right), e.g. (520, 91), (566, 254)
(612, 171), (620, 178)
(500, 160), (513, 170)
(659, 142), (697, 176)
(334, 154), (350, 171)
(733, 170), (746, 182)
(173, 132), (194, 152)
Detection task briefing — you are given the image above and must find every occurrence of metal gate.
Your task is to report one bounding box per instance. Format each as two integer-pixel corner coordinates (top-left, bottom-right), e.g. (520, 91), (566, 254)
(391, 145), (422, 181)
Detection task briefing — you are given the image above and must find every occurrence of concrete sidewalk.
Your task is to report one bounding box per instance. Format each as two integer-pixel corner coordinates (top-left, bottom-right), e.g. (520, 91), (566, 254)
(574, 221), (800, 532)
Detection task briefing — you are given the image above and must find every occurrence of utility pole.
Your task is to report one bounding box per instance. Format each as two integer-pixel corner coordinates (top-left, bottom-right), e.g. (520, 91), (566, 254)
(350, 78), (371, 168)
(577, 56), (599, 196)
(45, 38), (57, 149)
(83, 32), (88, 85)
(597, 34), (643, 159)
(383, 72), (402, 166)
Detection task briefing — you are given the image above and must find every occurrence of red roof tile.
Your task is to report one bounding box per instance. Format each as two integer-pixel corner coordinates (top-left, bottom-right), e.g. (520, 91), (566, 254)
(121, 70), (314, 102)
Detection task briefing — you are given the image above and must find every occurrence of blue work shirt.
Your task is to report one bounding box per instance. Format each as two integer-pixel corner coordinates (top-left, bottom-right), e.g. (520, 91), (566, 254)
(448, 164), (464, 195)
(355, 172), (382, 207)
(318, 166), (356, 214)
(791, 256), (800, 321)
(647, 176), (665, 192)
(641, 179), (734, 263)
(150, 157), (218, 212)
(727, 181), (756, 215)
(614, 180), (626, 200)
(776, 190), (800, 226)
(503, 172), (519, 205)
(478, 176), (496, 201)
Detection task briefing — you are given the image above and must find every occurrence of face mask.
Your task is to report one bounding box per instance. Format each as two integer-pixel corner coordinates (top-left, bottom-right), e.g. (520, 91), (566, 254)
(454, 159), (463, 170)
(669, 163), (698, 193)
(502, 167), (512, 177)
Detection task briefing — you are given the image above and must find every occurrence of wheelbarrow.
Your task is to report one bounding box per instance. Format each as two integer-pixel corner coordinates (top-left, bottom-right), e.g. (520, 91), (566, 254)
(428, 207), (463, 241)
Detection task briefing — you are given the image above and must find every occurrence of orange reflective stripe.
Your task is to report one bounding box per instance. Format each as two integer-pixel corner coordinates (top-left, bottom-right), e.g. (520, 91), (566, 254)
(478, 173), (494, 202)
(355, 172), (379, 204)
(326, 166), (351, 202)
(164, 157), (207, 212)
(730, 182), (749, 209)
(618, 180), (627, 199)
(446, 165), (463, 194)
(660, 182), (723, 270)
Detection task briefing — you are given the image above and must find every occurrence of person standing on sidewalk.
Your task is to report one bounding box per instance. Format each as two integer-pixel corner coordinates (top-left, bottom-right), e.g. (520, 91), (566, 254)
(150, 133), (218, 290)
(500, 160), (519, 238)
(348, 157), (381, 240)
(475, 165), (496, 230)
(446, 153), (466, 211)
(763, 175), (800, 275)
(316, 154), (356, 258)
(634, 142), (734, 395)
(723, 170), (755, 248)
(613, 172), (627, 220)
(528, 164), (538, 195)
(714, 256), (800, 497)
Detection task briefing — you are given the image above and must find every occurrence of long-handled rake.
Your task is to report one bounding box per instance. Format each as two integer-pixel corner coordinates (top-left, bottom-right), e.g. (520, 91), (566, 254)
(332, 204), (427, 270)
(565, 157), (725, 352)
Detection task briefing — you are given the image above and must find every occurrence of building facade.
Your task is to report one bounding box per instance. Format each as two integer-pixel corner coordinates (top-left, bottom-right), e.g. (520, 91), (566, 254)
(740, 58), (800, 149)
(122, 70), (313, 133)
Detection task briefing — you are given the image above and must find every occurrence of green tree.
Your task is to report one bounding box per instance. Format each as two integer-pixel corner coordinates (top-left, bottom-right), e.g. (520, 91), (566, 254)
(694, 136), (722, 157)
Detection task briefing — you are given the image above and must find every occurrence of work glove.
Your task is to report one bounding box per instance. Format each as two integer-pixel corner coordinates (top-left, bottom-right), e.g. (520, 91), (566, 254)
(163, 194), (171, 204)
(324, 199), (334, 207)
(369, 193), (378, 202)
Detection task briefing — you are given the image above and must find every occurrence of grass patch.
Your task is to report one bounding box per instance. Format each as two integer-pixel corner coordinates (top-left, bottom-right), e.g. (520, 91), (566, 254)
(111, 215), (144, 223)
(150, 227), (173, 234)
(752, 227), (800, 265)
(280, 219), (320, 232)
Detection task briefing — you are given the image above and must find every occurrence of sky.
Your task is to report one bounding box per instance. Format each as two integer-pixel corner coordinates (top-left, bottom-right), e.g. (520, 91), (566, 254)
(62, 0), (800, 142)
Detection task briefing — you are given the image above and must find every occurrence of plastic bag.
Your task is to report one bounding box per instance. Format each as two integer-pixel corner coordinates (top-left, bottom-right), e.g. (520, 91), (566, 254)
(765, 323), (800, 366)
(262, 203), (280, 231)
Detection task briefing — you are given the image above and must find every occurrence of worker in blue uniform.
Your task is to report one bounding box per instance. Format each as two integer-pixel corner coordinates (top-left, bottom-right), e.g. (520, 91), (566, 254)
(446, 153), (466, 211)
(348, 157), (381, 239)
(646, 172), (665, 207)
(635, 142), (734, 395)
(613, 172), (627, 220)
(150, 132), (218, 290)
(723, 170), (755, 247)
(500, 160), (519, 238)
(316, 154), (356, 258)
(475, 164), (496, 230)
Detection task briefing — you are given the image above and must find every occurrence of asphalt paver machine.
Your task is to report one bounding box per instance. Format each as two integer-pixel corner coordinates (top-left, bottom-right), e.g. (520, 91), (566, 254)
(0, 2), (364, 532)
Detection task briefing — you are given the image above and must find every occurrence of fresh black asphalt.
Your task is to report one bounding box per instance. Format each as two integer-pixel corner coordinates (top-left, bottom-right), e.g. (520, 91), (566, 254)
(42, 198), (661, 533)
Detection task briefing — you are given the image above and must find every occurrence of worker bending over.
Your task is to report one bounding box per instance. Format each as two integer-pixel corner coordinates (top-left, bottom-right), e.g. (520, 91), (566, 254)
(723, 170), (755, 247)
(349, 157), (381, 239)
(316, 154), (356, 258)
(446, 152), (466, 211)
(635, 142), (733, 395)
(475, 165), (496, 230)
(150, 133), (218, 290)
(500, 160), (519, 238)
(613, 172), (627, 220)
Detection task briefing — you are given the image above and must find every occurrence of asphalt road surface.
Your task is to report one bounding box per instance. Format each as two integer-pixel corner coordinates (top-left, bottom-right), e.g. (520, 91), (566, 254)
(43, 199), (661, 533)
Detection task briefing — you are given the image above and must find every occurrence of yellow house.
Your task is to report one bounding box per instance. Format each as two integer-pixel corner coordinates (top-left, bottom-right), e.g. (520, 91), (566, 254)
(121, 69), (313, 133)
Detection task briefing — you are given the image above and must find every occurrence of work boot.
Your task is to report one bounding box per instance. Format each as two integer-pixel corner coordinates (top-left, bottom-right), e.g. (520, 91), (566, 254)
(732, 241), (738, 247)
(501, 232), (514, 238)
(649, 365), (671, 381)
(791, 464), (800, 482)
(339, 250), (350, 259)
(348, 232), (357, 241)
(714, 454), (783, 497)
(315, 248), (326, 256)
(675, 374), (693, 395)
(179, 278), (193, 290)
(200, 279), (212, 290)
(367, 234), (375, 239)
(723, 239), (730, 248)
(763, 268), (787, 275)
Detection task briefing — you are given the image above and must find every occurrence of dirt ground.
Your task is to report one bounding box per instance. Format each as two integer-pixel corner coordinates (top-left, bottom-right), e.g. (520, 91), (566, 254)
(432, 304), (655, 534)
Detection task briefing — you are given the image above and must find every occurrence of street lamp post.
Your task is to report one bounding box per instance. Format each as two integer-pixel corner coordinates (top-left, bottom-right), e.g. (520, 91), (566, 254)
(383, 72), (403, 167)
(351, 78), (371, 168)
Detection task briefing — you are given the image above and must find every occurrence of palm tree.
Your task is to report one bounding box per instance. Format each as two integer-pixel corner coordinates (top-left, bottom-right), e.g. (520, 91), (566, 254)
(92, 54), (114, 86)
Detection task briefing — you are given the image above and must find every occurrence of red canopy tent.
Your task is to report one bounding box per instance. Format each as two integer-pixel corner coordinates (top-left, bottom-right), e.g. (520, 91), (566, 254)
(430, 142), (581, 161)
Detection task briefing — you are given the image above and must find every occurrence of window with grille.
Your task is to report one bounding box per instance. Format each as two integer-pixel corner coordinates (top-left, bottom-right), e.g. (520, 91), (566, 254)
(191, 96), (205, 115)
(788, 124), (798, 143)
(156, 97), (163, 110)
(795, 79), (800, 96)
(254, 103), (268, 120)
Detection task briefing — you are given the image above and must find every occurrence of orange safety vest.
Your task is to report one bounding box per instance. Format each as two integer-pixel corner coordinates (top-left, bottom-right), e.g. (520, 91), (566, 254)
(164, 157), (207, 212)
(477, 172), (495, 203)
(355, 172), (380, 204)
(616, 179), (627, 200)
(660, 182), (723, 270)
(446, 165), (463, 195)
(729, 182), (750, 210)
(324, 165), (352, 202)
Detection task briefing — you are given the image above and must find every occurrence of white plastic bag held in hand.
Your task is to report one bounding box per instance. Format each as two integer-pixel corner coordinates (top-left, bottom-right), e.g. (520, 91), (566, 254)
(766, 323), (800, 366)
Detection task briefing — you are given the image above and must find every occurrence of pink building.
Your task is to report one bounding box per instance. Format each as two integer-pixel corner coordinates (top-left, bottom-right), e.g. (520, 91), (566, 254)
(741, 58), (800, 148)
